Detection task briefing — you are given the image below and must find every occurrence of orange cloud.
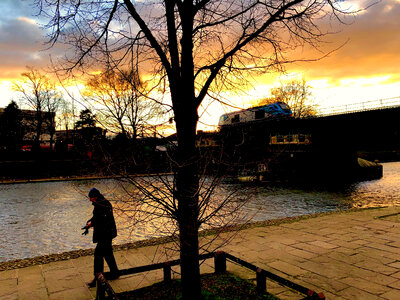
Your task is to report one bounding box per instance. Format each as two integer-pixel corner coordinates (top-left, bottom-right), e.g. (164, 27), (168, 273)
(288, 0), (400, 84)
(2, 0), (400, 117)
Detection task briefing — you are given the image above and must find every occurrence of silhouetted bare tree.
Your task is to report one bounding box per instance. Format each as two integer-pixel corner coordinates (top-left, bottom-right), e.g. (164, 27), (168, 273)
(14, 67), (63, 150)
(34, 0), (351, 297)
(258, 79), (317, 118)
(84, 69), (164, 139)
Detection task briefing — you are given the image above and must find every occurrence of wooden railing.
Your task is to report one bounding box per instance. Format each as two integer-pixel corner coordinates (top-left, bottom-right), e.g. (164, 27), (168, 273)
(96, 251), (325, 299)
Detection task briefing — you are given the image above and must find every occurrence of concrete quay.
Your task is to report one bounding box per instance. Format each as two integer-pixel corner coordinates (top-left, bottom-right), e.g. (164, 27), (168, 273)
(1, 206), (400, 299)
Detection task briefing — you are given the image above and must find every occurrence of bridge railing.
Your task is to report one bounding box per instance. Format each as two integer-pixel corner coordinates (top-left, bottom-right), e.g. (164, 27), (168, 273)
(317, 96), (400, 116)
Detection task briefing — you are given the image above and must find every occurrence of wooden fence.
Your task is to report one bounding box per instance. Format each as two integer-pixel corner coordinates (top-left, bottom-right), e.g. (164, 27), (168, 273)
(96, 251), (325, 299)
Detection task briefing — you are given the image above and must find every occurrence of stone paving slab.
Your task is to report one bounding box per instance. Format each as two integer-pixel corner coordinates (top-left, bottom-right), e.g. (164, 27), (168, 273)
(1, 206), (400, 299)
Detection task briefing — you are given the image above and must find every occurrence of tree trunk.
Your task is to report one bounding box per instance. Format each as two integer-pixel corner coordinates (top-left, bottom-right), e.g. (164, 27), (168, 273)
(174, 104), (201, 299)
(50, 134), (54, 150)
(177, 161), (201, 299)
(34, 114), (42, 152)
(171, 2), (200, 296)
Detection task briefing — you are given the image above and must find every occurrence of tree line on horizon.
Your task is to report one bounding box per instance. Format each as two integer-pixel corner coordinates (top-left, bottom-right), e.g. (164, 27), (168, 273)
(1, 66), (316, 155)
(0, 66), (173, 155)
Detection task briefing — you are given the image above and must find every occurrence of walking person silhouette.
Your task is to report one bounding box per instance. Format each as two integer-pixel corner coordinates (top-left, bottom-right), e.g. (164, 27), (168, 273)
(82, 188), (120, 287)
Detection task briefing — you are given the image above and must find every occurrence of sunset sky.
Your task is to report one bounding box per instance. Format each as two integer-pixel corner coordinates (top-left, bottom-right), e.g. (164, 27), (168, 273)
(0, 0), (399, 129)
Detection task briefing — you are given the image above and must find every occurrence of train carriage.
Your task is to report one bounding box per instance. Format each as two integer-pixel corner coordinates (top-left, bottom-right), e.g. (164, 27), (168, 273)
(218, 101), (292, 127)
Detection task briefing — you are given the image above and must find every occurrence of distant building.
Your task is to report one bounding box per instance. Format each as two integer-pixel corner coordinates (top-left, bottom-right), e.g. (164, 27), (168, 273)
(0, 108), (55, 147)
(196, 130), (220, 148)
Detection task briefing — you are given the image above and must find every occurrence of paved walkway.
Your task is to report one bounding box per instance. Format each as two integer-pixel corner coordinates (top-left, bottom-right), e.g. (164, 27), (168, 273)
(1, 206), (400, 299)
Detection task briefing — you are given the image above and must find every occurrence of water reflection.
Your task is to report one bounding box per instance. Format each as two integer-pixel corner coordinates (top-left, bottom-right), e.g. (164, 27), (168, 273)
(0, 162), (399, 261)
(348, 164), (400, 207)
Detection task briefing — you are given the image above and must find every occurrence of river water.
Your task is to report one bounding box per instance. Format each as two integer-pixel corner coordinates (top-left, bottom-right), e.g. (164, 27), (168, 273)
(1, 162), (399, 262)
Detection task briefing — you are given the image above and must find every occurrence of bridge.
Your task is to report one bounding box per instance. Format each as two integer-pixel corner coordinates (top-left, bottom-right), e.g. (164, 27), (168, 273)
(215, 98), (400, 183)
(317, 96), (400, 116)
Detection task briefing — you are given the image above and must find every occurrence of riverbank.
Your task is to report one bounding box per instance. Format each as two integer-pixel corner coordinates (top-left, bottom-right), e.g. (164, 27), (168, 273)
(0, 210), (337, 271)
(1, 152), (396, 185)
(0, 175), (123, 185)
(2, 206), (400, 299)
(0, 173), (174, 185)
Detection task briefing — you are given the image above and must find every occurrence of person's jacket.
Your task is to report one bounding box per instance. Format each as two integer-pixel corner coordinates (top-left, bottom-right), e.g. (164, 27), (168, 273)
(88, 196), (117, 243)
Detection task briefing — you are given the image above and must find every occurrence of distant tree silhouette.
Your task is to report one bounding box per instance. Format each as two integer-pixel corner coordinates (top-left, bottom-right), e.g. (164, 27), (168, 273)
(74, 109), (105, 156)
(84, 69), (164, 139)
(13, 67), (61, 150)
(258, 79), (317, 118)
(0, 101), (24, 152)
(75, 109), (97, 129)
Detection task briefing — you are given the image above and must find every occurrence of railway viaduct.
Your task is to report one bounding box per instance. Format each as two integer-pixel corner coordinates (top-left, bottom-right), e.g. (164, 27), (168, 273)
(217, 104), (400, 182)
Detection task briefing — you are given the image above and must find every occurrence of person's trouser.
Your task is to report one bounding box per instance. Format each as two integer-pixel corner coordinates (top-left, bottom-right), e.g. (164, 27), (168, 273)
(94, 239), (118, 275)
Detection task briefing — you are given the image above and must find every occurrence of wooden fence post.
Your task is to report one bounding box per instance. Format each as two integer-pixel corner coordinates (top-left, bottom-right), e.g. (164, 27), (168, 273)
(256, 268), (266, 293)
(214, 251), (226, 273)
(163, 262), (171, 282)
(96, 279), (105, 300)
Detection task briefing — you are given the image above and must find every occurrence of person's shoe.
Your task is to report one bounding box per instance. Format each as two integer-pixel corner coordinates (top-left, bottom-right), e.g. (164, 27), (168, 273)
(87, 278), (96, 288)
(87, 273), (103, 288)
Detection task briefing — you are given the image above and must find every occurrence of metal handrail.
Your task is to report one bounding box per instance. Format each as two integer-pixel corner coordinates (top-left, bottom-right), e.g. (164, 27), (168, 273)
(317, 96), (400, 116)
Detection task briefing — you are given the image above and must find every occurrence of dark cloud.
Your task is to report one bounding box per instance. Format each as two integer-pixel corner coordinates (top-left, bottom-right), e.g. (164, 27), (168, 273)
(0, 17), (49, 78)
(1, 0), (400, 86)
(0, 18), (43, 50)
(0, 0), (52, 79)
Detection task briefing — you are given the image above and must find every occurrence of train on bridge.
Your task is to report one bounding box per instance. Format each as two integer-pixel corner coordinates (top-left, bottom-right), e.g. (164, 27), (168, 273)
(198, 101), (384, 183)
(218, 102), (293, 126)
